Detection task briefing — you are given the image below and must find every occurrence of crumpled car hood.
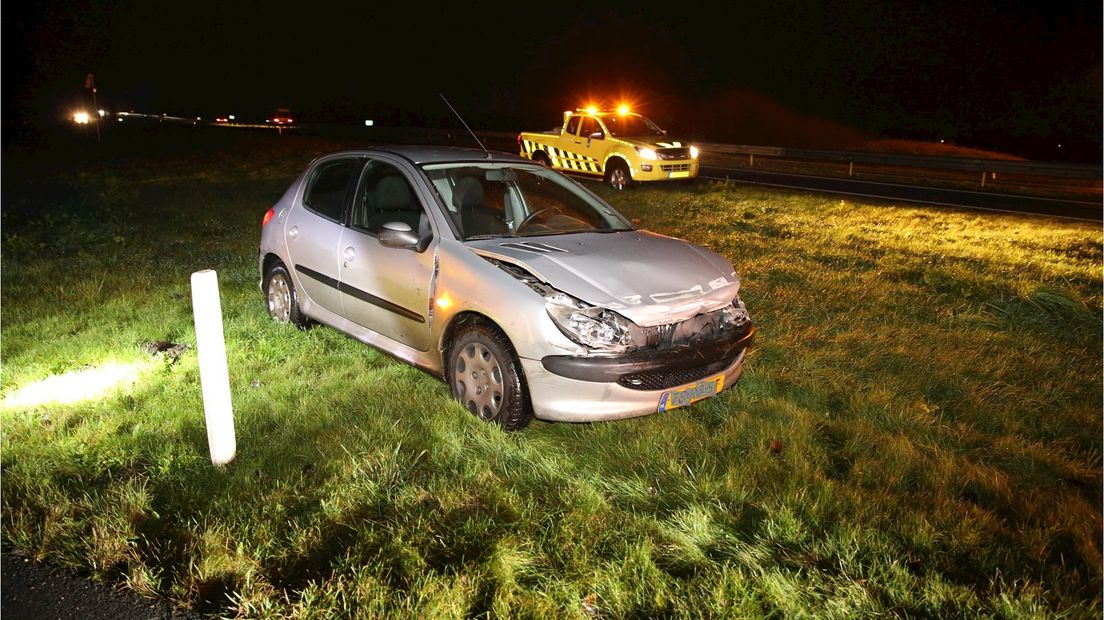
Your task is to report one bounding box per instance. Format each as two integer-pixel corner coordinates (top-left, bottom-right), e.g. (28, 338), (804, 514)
(469, 230), (739, 327)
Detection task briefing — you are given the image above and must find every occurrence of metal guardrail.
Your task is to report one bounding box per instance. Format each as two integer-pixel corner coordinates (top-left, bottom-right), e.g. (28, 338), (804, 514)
(234, 123), (1101, 184)
(471, 130), (1101, 180)
(698, 142), (1102, 179)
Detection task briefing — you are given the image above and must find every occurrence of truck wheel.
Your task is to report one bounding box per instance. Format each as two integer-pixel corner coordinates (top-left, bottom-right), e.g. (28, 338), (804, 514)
(605, 160), (633, 190)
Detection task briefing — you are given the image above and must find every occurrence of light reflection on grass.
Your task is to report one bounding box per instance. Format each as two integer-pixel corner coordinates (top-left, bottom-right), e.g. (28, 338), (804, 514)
(2, 361), (148, 409)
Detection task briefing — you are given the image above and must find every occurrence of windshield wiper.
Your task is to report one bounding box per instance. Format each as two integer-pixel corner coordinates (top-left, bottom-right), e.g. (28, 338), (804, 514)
(464, 234), (509, 241)
(516, 229), (595, 238)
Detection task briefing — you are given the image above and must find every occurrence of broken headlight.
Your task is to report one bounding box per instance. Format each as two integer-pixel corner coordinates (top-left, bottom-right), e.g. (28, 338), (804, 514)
(720, 296), (751, 329)
(545, 292), (632, 353)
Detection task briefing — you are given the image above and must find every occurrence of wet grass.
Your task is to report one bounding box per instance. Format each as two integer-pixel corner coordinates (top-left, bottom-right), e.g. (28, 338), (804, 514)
(2, 130), (1101, 618)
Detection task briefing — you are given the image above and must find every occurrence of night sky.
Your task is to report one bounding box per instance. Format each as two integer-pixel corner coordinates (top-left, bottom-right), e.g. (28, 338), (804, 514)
(4, 0), (1101, 159)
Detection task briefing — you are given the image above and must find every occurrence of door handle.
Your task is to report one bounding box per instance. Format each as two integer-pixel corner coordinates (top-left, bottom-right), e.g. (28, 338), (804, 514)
(574, 140), (582, 144)
(288, 226), (299, 239)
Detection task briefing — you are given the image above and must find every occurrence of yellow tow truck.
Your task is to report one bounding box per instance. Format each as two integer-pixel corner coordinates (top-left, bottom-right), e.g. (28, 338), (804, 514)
(517, 106), (699, 190)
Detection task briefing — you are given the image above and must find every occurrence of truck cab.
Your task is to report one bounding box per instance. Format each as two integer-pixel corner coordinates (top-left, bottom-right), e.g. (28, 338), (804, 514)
(519, 108), (700, 190)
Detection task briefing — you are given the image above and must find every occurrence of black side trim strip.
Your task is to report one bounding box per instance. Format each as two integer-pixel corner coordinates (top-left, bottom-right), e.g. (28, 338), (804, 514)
(295, 264), (425, 323)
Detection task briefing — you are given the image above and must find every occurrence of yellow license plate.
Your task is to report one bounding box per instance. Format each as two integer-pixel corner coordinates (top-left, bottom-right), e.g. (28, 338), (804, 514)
(658, 374), (724, 412)
(668, 171), (690, 179)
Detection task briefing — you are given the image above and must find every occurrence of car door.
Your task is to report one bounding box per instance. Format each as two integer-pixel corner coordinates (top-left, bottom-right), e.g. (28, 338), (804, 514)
(577, 116), (606, 175)
(337, 158), (436, 351)
(284, 156), (362, 316)
(550, 114), (583, 171)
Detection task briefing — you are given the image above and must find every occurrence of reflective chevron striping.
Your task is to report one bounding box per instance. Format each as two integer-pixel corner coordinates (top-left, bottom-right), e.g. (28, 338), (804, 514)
(527, 144), (601, 174)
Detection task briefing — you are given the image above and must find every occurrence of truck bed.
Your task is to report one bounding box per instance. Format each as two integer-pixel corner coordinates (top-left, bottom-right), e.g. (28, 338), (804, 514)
(523, 128), (562, 137)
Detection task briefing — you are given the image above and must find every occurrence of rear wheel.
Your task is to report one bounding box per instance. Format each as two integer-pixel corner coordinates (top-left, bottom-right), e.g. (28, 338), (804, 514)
(264, 262), (310, 328)
(448, 320), (533, 430)
(605, 160), (633, 190)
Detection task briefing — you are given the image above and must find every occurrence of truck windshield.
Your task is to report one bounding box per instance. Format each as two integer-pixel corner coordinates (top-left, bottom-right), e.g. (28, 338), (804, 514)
(603, 114), (665, 138)
(421, 163), (634, 240)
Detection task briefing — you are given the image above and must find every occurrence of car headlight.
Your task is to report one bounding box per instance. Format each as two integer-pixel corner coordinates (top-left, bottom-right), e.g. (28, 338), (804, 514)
(546, 292), (632, 353)
(690, 145), (700, 159)
(636, 147), (658, 161)
(720, 296), (751, 328)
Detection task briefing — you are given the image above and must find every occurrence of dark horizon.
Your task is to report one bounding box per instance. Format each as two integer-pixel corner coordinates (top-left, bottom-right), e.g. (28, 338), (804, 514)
(4, 0), (1101, 162)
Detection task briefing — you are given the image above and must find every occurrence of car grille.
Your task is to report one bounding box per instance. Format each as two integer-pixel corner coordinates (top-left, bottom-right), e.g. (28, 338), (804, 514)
(617, 356), (733, 391)
(657, 148), (691, 160)
(661, 163), (692, 172)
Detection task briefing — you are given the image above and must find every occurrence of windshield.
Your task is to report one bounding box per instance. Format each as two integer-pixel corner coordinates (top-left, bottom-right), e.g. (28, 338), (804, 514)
(421, 163), (634, 240)
(602, 114), (665, 138)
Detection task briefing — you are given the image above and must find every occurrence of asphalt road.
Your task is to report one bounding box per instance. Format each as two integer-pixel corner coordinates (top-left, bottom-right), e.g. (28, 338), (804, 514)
(1, 549), (202, 620)
(701, 166), (1103, 221)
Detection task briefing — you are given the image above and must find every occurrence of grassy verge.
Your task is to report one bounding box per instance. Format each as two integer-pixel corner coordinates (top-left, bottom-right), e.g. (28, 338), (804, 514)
(2, 131), (1101, 618)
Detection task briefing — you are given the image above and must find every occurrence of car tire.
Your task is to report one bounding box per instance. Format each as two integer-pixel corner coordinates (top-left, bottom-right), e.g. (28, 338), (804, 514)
(448, 320), (533, 430)
(264, 262), (310, 328)
(605, 160), (633, 190)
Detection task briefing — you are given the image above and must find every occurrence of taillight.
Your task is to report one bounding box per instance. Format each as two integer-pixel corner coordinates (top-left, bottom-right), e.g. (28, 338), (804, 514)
(517, 134), (522, 148)
(262, 208), (275, 227)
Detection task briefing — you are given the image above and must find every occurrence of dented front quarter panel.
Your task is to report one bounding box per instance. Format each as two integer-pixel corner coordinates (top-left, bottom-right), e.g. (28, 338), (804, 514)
(430, 239), (583, 363)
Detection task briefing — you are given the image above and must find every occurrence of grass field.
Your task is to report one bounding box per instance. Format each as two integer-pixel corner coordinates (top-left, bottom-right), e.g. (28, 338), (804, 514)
(2, 130), (1101, 618)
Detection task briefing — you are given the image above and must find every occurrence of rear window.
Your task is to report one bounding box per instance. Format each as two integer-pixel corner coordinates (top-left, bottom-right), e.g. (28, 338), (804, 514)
(304, 158), (358, 221)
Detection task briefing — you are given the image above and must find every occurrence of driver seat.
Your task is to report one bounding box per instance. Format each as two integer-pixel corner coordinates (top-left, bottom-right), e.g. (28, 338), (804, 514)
(452, 176), (506, 238)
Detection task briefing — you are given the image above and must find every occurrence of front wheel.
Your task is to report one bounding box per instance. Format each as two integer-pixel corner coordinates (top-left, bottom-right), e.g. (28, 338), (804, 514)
(605, 160), (633, 190)
(448, 320), (533, 430)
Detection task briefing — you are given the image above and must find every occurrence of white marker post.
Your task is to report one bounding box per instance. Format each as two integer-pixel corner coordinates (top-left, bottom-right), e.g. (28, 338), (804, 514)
(190, 270), (236, 466)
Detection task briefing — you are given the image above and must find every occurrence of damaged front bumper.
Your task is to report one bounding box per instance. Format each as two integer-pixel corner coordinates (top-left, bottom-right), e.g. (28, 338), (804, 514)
(525, 323), (755, 422)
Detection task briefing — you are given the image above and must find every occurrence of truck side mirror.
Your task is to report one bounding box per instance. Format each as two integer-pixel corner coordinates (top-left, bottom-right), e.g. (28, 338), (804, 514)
(589, 131), (603, 140)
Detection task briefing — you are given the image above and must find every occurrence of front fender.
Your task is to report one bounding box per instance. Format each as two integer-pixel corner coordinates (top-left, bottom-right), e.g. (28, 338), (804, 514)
(431, 240), (581, 361)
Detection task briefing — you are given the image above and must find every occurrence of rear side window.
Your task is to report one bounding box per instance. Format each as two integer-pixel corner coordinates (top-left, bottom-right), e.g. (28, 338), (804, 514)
(304, 159), (358, 221)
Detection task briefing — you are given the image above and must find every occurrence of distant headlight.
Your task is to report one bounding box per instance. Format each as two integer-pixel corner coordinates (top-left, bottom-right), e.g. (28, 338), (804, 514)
(690, 146), (700, 159)
(545, 292), (632, 353)
(636, 147), (658, 161)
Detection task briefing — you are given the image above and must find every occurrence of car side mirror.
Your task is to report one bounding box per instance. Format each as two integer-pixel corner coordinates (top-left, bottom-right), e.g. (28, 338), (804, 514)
(589, 131), (603, 140)
(379, 221), (421, 250)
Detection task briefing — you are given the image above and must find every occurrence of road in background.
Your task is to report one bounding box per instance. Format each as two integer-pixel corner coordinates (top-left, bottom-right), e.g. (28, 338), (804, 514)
(701, 166), (1102, 221)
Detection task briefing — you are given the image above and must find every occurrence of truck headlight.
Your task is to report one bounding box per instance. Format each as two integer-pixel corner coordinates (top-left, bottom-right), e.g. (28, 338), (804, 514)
(636, 147), (658, 161)
(690, 146), (700, 159)
(546, 292), (632, 353)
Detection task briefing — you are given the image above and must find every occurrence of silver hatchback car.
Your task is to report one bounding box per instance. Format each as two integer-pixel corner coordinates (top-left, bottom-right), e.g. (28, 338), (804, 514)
(259, 146), (754, 429)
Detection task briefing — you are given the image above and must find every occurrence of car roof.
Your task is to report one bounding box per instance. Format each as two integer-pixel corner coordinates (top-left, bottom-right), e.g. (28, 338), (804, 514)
(320, 145), (530, 166)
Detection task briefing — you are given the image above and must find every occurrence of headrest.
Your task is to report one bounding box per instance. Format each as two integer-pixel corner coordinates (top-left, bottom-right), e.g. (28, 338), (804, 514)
(375, 176), (412, 211)
(451, 176), (483, 211)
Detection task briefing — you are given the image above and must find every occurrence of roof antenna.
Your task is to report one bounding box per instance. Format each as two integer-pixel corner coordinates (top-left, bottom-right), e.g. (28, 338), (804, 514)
(439, 93), (491, 158)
